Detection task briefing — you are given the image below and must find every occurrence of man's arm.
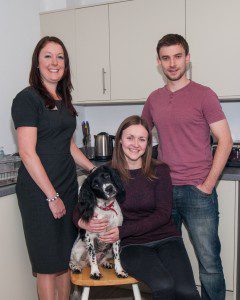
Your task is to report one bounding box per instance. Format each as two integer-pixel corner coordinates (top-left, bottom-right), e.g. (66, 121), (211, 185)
(197, 119), (233, 194)
(142, 98), (154, 130)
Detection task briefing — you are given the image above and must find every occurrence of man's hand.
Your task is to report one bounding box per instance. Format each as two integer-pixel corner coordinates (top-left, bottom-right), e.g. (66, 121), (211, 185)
(196, 183), (212, 195)
(78, 213), (109, 233)
(99, 227), (120, 244)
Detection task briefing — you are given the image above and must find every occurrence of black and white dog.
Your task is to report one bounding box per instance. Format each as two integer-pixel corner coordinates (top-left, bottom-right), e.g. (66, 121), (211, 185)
(70, 165), (128, 280)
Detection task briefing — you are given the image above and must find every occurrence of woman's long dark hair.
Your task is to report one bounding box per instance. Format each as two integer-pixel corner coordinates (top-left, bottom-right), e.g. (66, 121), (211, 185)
(29, 36), (77, 116)
(111, 115), (160, 181)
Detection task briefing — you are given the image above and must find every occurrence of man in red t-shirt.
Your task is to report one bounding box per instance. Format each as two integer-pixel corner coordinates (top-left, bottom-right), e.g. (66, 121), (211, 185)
(142, 34), (232, 300)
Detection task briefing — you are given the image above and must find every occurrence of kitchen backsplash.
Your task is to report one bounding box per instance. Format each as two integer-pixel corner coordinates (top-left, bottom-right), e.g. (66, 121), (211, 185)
(74, 101), (240, 147)
(221, 102), (240, 141)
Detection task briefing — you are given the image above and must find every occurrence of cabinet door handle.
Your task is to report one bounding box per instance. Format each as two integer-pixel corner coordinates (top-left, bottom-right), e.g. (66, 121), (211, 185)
(102, 68), (107, 94)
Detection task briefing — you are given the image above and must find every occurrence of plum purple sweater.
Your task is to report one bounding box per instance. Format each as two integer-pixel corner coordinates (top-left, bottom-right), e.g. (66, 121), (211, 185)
(119, 163), (180, 246)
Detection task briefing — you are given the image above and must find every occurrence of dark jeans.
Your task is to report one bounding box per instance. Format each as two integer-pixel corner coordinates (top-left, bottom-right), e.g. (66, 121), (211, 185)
(120, 237), (200, 300)
(172, 186), (226, 300)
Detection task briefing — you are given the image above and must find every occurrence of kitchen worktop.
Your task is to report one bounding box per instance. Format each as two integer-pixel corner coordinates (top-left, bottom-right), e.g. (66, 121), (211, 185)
(1, 165), (240, 198)
(0, 160), (107, 198)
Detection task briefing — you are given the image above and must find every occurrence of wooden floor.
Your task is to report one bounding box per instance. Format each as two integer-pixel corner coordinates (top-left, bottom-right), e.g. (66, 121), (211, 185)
(71, 285), (151, 300)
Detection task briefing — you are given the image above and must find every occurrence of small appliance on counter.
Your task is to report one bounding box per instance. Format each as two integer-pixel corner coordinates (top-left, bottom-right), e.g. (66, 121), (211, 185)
(94, 132), (115, 161)
(212, 142), (240, 167)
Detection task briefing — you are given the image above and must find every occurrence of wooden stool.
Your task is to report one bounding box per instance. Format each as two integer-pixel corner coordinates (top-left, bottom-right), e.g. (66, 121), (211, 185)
(71, 265), (141, 300)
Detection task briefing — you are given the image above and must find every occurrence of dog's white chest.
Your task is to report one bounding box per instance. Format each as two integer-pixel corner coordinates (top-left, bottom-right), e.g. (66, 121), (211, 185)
(95, 199), (123, 227)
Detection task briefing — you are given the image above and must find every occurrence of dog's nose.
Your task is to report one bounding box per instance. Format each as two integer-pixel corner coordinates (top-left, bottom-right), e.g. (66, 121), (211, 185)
(105, 185), (114, 194)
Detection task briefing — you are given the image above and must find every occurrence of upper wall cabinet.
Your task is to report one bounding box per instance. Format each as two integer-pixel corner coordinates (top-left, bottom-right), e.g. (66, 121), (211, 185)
(40, 0), (185, 103)
(75, 5), (110, 102)
(186, 0), (240, 99)
(109, 0), (185, 101)
(40, 10), (77, 101)
(40, 0), (240, 103)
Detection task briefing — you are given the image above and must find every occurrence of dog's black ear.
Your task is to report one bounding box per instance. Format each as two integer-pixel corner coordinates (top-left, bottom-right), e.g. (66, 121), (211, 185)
(77, 178), (97, 222)
(107, 166), (126, 204)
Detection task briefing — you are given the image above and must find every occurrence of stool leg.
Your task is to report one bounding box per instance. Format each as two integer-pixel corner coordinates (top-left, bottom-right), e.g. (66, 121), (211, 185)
(81, 286), (90, 300)
(132, 283), (141, 300)
(70, 285), (80, 299)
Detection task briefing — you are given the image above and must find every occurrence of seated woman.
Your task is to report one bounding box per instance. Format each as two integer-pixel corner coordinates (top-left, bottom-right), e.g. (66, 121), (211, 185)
(74, 115), (200, 300)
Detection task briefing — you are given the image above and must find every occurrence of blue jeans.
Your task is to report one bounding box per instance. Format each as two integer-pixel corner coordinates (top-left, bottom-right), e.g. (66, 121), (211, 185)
(172, 186), (226, 300)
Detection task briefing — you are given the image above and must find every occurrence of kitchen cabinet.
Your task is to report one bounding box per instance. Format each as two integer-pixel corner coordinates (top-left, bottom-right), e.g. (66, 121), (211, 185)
(75, 5), (110, 102)
(0, 194), (37, 300)
(109, 0), (185, 101)
(40, 0), (185, 103)
(0, 176), (87, 300)
(40, 10), (78, 101)
(75, 0), (185, 102)
(182, 180), (240, 299)
(77, 174), (87, 187)
(40, 0), (240, 103)
(186, 0), (240, 99)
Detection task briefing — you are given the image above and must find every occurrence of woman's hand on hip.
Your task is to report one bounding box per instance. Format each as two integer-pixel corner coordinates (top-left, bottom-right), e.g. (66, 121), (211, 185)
(49, 198), (66, 219)
(78, 213), (109, 233)
(99, 227), (119, 244)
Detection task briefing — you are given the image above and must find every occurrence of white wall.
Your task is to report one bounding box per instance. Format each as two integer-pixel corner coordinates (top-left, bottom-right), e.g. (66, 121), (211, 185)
(74, 101), (240, 148)
(39, 0), (119, 11)
(0, 1), (41, 154)
(221, 102), (240, 142)
(67, 0), (118, 7)
(40, 0), (66, 11)
(74, 104), (145, 146)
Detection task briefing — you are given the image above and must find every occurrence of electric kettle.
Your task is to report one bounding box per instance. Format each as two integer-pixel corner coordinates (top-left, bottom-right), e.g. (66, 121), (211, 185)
(94, 132), (115, 161)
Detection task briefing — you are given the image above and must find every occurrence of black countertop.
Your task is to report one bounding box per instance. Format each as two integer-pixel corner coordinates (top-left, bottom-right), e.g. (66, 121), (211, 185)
(1, 165), (240, 198)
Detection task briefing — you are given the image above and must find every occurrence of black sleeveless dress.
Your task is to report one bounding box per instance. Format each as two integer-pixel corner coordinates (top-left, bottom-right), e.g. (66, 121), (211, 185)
(11, 87), (78, 274)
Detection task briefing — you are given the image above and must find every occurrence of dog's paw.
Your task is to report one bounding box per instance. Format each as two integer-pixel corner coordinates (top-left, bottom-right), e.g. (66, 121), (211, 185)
(102, 261), (113, 269)
(116, 270), (128, 278)
(72, 269), (82, 274)
(69, 263), (82, 274)
(90, 272), (102, 280)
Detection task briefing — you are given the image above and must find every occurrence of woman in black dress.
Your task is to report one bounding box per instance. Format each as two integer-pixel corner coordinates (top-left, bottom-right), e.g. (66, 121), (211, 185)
(11, 36), (96, 300)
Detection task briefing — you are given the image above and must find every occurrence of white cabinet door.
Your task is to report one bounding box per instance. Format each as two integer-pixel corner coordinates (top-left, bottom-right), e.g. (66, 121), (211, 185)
(77, 174), (87, 188)
(40, 10), (77, 101)
(182, 180), (236, 291)
(75, 5), (110, 102)
(109, 0), (185, 101)
(186, 0), (240, 99)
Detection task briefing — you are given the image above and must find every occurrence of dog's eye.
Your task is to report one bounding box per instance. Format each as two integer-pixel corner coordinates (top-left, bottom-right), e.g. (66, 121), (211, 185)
(92, 180), (99, 188)
(103, 174), (110, 179)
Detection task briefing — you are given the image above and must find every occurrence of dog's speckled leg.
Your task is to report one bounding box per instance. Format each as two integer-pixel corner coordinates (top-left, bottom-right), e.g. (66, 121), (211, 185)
(86, 234), (102, 279)
(113, 241), (128, 278)
(100, 249), (114, 269)
(69, 238), (87, 274)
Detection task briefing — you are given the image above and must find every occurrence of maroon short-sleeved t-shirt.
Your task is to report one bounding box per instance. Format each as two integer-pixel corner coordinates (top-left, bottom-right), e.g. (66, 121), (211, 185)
(142, 81), (226, 186)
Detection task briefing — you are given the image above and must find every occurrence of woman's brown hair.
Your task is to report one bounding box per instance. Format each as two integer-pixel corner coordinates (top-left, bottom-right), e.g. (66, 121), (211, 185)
(29, 36), (77, 116)
(111, 115), (160, 181)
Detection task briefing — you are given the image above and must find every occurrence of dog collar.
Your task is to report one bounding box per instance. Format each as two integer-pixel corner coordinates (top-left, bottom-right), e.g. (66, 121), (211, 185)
(96, 201), (118, 216)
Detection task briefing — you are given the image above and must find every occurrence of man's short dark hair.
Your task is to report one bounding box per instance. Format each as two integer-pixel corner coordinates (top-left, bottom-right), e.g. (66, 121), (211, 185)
(156, 34), (189, 59)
